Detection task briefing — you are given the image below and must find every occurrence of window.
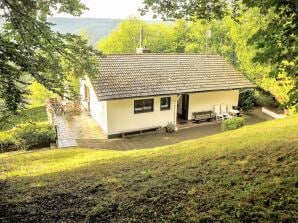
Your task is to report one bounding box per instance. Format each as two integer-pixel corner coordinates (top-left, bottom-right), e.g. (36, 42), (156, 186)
(160, 97), (171, 110)
(134, 99), (154, 113)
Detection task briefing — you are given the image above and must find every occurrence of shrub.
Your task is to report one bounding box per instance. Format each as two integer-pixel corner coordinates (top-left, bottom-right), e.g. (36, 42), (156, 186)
(13, 122), (56, 150)
(221, 117), (245, 131)
(238, 89), (255, 110)
(166, 122), (176, 133)
(287, 105), (298, 115)
(0, 131), (16, 152)
(0, 106), (48, 131)
(254, 89), (279, 108)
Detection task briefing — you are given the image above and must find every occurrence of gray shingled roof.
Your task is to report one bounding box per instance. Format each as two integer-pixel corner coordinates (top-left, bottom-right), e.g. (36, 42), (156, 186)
(90, 54), (254, 100)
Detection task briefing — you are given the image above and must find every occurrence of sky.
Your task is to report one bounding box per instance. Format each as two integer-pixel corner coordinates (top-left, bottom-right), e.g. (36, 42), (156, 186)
(53, 0), (155, 20)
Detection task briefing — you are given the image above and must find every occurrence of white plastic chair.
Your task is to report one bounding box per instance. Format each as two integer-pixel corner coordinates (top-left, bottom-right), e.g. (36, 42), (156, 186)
(228, 105), (240, 117)
(214, 105), (224, 121)
(221, 104), (231, 119)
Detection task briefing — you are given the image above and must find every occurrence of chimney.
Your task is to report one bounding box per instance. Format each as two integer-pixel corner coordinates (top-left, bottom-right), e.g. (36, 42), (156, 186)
(136, 27), (151, 54)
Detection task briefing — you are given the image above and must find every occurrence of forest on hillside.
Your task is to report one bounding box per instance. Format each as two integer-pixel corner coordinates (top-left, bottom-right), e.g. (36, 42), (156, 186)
(96, 3), (296, 114)
(0, 0), (297, 116)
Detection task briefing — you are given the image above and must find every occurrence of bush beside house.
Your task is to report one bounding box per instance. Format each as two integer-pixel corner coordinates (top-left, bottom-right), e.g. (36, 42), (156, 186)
(254, 89), (279, 108)
(0, 106), (48, 131)
(221, 117), (245, 131)
(0, 122), (56, 152)
(238, 90), (255, 110)
(166, 122), (177, 133)
(239, 89), (281, 111)
(14, 122), (56, 150)
(0, 131), (16, 153)
(0, 106), (56, 152)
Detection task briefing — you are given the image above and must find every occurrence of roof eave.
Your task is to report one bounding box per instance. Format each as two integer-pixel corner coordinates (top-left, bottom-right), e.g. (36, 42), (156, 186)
(97, 86), (255, 101)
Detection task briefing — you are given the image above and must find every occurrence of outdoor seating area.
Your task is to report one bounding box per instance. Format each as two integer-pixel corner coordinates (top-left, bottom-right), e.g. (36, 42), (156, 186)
(178, 104), (241, 129)
(193, 111), (214, 122)
(191, 104), (240, 123)
(213, 104), (240, 121)
(49, 104), (271, 148)
(46, 97), (81, 116)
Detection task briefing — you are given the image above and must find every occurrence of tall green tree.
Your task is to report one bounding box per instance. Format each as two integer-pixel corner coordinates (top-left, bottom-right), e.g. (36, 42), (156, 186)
(0, 0), (100, 113)
(97, 18), (173, 54)
(97, 18), (145, 53)
(244, 0), (298, 111)
(141, 0), (298, 111)
(169, 19), (190, 53)
(140, 0), (235, 20)
(27, 81), (57, 108)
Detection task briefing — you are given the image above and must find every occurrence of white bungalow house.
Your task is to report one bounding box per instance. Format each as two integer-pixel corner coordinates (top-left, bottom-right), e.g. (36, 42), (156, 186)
(80, 52), (254, 138)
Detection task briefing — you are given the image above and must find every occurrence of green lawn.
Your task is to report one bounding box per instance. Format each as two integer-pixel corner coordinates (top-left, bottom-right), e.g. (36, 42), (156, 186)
(0, 116), (297, 222)
(0, 106), (48, 131)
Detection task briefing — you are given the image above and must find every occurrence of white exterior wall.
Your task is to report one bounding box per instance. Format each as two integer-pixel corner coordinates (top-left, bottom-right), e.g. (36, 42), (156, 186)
(188, 90), (239, 120)
(80, 78), (108, 134)
(79, 79), (240, 136)
(106, 95), (177, 135)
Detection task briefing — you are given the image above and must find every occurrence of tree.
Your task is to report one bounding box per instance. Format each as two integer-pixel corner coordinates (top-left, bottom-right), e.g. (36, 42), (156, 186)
(245, 0), (298, 111)
(97, 18), (173, 54)
(0, 0), (100, 113)
(28, 81), (57, 108)
(141, 0), (298, 112)
(169, 19), (190, 53)
(97, 18), (145, 53)
(140, 0), (235, 20)
(145, 23), (173, 53)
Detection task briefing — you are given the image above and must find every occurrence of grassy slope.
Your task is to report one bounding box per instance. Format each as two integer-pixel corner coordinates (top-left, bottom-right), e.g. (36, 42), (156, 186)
(0, 106), (48, 131)
(0, 116), (297, 222)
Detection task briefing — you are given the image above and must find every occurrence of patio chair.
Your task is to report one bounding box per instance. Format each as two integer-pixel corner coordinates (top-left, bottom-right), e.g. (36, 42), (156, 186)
(48, 98), (63, 115)
(214, 105), (224, 121)
(73, 101), (82, 114)
(63, 102), (75, 116)
(49, 97), (58, 104)
(220, 104), (232, 119)
(227, 105), (240, 117)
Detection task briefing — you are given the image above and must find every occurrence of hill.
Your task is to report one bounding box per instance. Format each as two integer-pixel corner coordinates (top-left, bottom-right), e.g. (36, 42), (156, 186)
(48, 17), (122, 45)
(0, 17), (122, 45)
(0, 116), (297, 222)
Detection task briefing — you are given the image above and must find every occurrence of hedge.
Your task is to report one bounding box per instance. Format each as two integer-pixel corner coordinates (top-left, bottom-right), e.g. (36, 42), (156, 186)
(0, 122), (56, 152)
(238, 90), (255, 110)
(0, 131), (16, 153)
(14, 122), (56, 150)
(221, 117), (245, 131)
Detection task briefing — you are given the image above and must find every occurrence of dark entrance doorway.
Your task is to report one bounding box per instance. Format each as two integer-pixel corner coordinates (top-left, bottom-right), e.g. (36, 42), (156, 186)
(181, 94), (189, 120)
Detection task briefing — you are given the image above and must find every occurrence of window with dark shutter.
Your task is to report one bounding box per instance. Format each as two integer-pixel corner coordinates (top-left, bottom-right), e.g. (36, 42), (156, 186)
(134, 99), (154, 113)
(160, 97), (171, 110)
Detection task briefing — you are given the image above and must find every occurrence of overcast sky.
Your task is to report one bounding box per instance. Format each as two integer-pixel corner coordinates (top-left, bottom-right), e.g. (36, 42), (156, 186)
(53, 0), (155, 20)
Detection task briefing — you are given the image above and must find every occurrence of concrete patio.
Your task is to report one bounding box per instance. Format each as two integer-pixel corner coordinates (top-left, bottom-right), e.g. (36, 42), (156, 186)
(53, 108), (273, 150)
(53, 112), (107, 148)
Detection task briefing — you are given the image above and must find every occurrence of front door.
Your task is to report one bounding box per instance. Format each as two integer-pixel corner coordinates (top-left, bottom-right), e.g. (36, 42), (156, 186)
(181, 94), (189, 120)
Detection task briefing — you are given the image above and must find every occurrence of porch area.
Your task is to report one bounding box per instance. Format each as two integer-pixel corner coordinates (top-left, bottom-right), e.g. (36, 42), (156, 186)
(52, 111), (107, 148)
(176, 108), (273, 130)
(52, 107), (272, 150)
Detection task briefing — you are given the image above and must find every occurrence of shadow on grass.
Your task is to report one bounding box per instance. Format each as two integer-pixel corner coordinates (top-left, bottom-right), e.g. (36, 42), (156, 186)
(1, 138), (297, 223)
(1, 116), (297, 222)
